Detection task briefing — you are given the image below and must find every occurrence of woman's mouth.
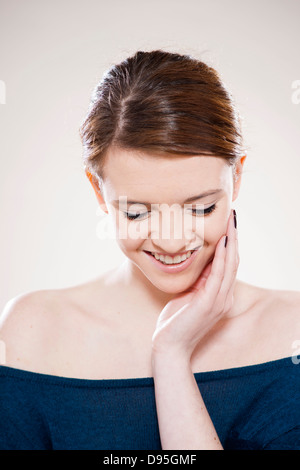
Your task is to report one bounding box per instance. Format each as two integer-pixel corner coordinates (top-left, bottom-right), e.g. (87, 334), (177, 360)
(143, 247), (201, 274)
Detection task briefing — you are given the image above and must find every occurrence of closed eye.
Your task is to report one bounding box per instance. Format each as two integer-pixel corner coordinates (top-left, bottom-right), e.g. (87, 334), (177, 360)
(123, 204), (217, 221)
(190, 204), (216, 216)
(124, 211), (149, 221)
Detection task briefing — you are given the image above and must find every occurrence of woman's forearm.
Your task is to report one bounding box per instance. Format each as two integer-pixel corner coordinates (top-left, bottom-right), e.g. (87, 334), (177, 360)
(152, 351), (223, 450)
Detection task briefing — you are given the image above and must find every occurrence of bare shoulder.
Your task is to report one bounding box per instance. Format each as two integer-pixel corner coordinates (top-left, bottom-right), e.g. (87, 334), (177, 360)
(240, 279), (300, 315)
(0, 288), (62, 333)
(264, 286), (300, 318)
(0, 274), (118, 375)
(0, 288), (72, 370)
(255, 285), (300, 357)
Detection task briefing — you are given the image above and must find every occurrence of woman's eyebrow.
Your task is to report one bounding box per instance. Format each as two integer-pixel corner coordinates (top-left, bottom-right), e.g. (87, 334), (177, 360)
(184, 188), (224, 203)
(112, 189), (224, 207)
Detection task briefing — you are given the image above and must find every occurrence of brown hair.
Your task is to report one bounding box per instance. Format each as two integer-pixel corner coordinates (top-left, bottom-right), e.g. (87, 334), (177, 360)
(79, 49), (245, 192)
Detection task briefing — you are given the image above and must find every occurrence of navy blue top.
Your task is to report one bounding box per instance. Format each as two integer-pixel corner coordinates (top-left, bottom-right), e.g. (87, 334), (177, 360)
(1, 356), (300, 450)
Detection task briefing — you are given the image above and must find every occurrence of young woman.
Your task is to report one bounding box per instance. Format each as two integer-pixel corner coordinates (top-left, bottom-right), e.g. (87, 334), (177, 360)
(0, 49), (299, 450)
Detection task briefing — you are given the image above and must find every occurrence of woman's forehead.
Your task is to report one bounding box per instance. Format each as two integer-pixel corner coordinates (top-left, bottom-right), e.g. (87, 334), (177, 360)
(104, 148), (230, 183)
(102, 149), (232, 204)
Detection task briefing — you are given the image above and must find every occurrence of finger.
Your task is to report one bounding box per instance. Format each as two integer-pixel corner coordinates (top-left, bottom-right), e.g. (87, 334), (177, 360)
(187, 259), (213, 293)
(202, 232), (227, 300)
(198, 260), (213, 284)
(219, 210), (239, 309)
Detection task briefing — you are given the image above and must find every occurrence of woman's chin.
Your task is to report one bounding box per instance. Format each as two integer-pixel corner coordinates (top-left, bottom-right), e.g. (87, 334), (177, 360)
(148, 274), (200, 295)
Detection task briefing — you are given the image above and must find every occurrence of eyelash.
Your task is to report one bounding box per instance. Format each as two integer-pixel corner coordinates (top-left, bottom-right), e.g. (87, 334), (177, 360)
(123, 204), (217, 221)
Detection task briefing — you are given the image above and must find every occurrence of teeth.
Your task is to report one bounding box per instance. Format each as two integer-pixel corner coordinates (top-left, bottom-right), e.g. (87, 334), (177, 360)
(152, 250), (192, 264)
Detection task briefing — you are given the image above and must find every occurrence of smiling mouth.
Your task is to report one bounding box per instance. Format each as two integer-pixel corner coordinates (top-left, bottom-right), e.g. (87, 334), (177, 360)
(143, 247), (200, 265)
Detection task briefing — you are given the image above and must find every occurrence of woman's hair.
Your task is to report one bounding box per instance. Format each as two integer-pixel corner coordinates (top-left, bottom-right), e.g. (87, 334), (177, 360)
(79, 49), (245, 192)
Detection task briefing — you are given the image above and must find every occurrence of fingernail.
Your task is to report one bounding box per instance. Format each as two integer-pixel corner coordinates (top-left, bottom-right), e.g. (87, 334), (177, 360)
(233, 209), (237, 229)
(224, 235), (228, 247)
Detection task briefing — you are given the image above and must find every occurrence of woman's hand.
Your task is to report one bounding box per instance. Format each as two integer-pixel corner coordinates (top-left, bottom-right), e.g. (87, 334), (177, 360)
(151, 209), (239, 361)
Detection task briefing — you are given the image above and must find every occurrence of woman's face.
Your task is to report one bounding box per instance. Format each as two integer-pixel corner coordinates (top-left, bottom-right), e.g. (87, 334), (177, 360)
(91, 147), (243, 294)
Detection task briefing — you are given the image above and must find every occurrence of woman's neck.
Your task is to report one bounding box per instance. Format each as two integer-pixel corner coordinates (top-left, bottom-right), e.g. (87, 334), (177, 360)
(105, 259), (254, 320)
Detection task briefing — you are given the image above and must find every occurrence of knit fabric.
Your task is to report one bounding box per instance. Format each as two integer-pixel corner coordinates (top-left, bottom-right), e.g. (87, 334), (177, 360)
(0, 356), (299, 450)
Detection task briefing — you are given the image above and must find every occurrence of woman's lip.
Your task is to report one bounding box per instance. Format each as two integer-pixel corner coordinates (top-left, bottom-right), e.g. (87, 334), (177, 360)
(144, 247), (200, 257)
(143, 247), (201, 274)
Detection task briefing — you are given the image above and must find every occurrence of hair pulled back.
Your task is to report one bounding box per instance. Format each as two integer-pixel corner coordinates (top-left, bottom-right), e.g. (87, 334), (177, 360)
(79, 49), (244, 188)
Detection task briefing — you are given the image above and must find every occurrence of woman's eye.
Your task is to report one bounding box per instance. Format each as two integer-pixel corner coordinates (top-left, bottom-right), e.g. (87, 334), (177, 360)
(123, 204), (216, 221)
(190, 204), (216, 216)
(124, 211), (149, 221)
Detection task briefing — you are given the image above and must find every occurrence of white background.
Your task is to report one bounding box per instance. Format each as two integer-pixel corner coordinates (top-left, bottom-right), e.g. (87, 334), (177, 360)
(0, 0), (299, 312)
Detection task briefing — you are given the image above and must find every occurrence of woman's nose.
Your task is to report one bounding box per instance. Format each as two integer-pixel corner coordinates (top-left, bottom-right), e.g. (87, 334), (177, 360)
(150, 205), (202, 244)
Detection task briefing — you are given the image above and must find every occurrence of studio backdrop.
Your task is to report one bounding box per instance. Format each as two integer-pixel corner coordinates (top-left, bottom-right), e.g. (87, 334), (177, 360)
(0, 0), (299, 312)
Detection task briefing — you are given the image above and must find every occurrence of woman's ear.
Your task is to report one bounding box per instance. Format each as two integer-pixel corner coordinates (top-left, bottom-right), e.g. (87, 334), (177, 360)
(232, 155), (247, 202)
(85, 169), (108, 214)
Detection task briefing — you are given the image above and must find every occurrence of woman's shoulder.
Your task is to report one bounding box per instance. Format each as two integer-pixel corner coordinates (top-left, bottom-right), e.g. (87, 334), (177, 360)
(0, 280), (108, 372)
(0, 274), (110, 332)
(0, 288), (68, 368)
(0, 288), (63, 333)
(0, 271), (133, 377)
(260, 284), (300, 319)
(251, 283), (300, 359)
(240, 280), (300, 317)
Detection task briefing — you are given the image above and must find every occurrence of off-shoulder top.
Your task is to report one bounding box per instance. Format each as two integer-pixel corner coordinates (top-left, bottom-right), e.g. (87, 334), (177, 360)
(0, 356), (299, 450)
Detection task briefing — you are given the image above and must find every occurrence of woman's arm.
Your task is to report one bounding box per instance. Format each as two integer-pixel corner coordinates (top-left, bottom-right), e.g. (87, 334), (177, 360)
(152, 351), (223, 450)
(151, 210), (238, 450)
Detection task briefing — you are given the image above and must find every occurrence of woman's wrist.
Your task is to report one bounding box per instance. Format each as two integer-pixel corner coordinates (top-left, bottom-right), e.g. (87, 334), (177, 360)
(151, 345), (192, 373)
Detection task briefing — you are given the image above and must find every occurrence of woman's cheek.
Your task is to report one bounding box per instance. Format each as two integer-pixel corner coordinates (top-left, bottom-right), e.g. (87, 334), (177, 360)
(119, 236), (142, 256)
(114, 216), (148, 254)
(203, 213), (229, 253)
